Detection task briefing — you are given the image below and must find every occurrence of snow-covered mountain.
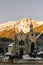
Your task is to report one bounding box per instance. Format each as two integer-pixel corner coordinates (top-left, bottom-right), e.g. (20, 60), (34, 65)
(0, 18), (43, 39)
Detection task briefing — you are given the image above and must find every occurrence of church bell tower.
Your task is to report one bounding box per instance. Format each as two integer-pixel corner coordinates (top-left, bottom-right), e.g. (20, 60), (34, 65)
(29, 19), (35, 36)
(29, 18), (36, 53)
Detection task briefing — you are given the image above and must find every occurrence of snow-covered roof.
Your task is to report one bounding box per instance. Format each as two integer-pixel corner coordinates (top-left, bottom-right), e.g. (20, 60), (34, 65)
(8, 42), (14, 47)
(37, 51), (43, 54)
(36, 31), (43, 39)
(5, 52), (14, 56)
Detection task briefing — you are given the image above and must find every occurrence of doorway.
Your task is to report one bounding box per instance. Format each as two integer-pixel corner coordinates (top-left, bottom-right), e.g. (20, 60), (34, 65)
(31, 42), (35, 53)
(20, 48), (24, 56)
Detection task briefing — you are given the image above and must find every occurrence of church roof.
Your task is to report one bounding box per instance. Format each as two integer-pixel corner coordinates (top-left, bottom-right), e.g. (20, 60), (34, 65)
(15, 30), (26, 36)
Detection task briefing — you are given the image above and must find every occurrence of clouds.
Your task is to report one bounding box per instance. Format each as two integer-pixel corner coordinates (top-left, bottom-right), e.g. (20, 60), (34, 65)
(0, 0), (43, 23)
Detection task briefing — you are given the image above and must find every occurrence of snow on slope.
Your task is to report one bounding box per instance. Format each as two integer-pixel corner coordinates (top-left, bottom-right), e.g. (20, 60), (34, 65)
(0, 18), (43, 39)
(0, 18), (43, 32)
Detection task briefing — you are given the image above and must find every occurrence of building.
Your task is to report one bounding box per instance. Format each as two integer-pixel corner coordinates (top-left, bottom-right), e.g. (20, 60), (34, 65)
(8, 21), (36, 56)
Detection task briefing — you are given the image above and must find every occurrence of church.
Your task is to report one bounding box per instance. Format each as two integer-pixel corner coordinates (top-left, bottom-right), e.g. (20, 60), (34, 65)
(8, 21), (36, 56)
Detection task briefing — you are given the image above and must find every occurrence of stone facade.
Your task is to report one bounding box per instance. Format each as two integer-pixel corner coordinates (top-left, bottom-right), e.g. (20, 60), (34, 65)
(8, 22), (36, 56)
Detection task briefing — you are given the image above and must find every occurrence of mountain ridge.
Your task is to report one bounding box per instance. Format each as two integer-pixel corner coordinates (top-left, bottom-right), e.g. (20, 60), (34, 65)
(0, 18), (43, 39)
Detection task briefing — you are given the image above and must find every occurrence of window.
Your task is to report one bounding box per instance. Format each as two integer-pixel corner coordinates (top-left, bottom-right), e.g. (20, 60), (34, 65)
(21, 33), (22, 36)
(19, 40), (24, 45)
(31, 33), (33, 36)
(27, 36), (28, 38)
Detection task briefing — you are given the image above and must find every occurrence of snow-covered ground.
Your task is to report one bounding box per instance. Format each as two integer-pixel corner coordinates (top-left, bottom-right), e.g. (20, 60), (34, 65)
(23, 54), (41, 60)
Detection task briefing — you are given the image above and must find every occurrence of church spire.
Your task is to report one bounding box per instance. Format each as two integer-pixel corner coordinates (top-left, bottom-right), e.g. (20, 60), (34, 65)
(29, 17), (34, 32)
(30, 17), (33, 28)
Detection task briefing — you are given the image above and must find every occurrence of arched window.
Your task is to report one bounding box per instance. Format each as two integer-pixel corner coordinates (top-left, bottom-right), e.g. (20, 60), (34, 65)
(31, 33), (33, 36)
(19, 40), (24, 45)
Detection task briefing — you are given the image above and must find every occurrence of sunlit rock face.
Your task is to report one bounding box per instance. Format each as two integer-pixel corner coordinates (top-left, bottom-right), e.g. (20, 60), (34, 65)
(0, 18), (43, 39)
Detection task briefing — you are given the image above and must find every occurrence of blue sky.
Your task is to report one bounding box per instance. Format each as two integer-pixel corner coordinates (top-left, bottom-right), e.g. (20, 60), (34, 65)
(0, 0), (43, 23)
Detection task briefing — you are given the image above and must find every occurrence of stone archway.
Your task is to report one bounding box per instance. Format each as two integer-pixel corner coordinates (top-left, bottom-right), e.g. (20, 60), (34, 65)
(17, 47), (26, 56)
